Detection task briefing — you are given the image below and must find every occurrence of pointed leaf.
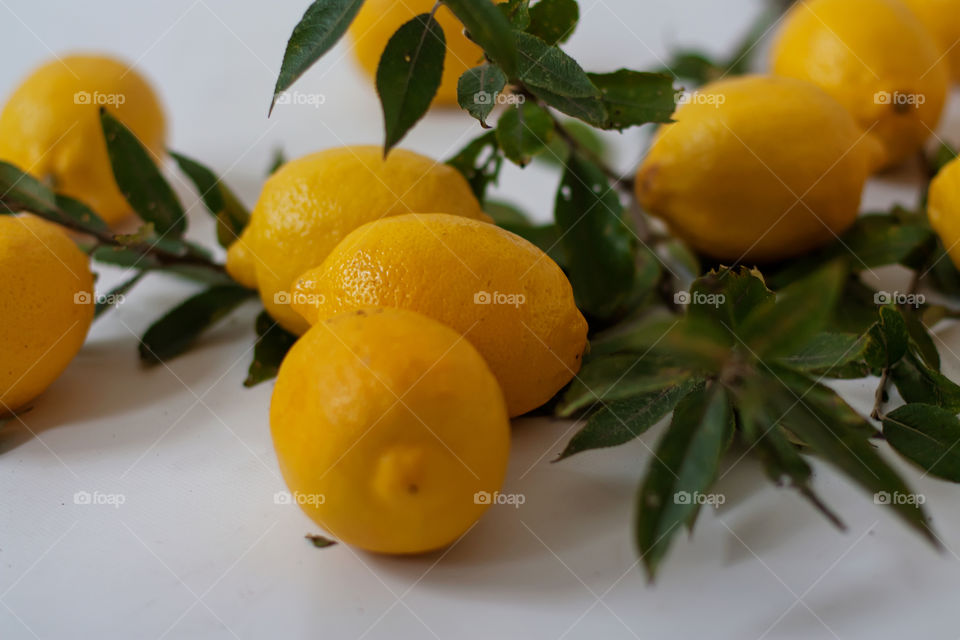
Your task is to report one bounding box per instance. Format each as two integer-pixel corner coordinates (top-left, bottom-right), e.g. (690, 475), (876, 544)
(891, 352), (960, 412)
(527, 0), (578, 44)
(446, 131), (502, 202)
(515, 31), (598, 97)
(496, 101), (554, 166)
(457, 64), (507, 127)
(587, 70), (676, 130)
(441, 0), (518, 77)
(883, 404), (960, 482)
(245, 311), (299, 387)
(170, 151), (250, 248)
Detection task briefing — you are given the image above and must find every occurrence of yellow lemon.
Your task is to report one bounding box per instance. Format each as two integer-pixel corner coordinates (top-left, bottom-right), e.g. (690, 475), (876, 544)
(290, 213), (588, 417)
(227, 146), (487, 334)
(349, 0), (494, 105)
(0, 215), (94, 413)
(770, 0), (949, 168)
(270, 307), (510, 554)
(0, 55), (166, 225)
(928, 155), (960, 268)
(636, 75), (879, 263)
(901, 0), (960, 83)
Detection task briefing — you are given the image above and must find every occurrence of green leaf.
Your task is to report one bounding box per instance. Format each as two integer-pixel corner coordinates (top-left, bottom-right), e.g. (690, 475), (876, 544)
(139, 285), (254, 365)
(457, 64), (507, 127)
(686, 267), (772, 333)
(929, 141), (958, 177)
(554, 154), (635, 318)
(872, 306), (909, 367)
(842, 215), (933, 270)
(587, 70), (676, 130)
(557, 378), (702, 460)
(100, 109), (185, 237)
(94, 272), (145, 319)
(269, 0), (366, 114)
(884, 404), (960, 482)
(245, 311), (299, 387)
(901, 306), (940, 371)
(499, 222), (565, 267)
(658, 50), (721, 85)
(267, 147), (287, 176)
(305, 533), (338, 548)
(446, 131), (502, 202)
(588, 314), (731, 371)
(636, 385), (732, 579)
(891, 352), (960, 413)
(377, 13), (446, 154)
(556, 354), (694, 417)
(781, 332), (869, 377)
(739, 261), (846, 359)
(773, 365), (878, 440)
(498, 0), (530, 28)
(527, 85), (608, 126)
(496, 101), (554, 166)
(170, 151), (250, 248)
(0, 161), (58, 215)
(515, 31), (598, 97)
(485, 200), (531, 226)
(527, 0), (578, 44)
(441, 0), (518, 77)
(538, 119), (606, 166)
(54, 194), (110, 233)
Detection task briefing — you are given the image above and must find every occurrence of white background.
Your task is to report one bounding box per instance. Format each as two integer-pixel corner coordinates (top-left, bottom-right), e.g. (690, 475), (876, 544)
(2, 1), (960, 638)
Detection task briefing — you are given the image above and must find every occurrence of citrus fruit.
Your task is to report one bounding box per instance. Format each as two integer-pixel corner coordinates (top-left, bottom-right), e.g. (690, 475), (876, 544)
(901, 0), (960, 83)
(349, 0), (493, 105)
(290, 213), (588, 417)
(0, 54), (166, 225)
(270, 307), (510, 554)
(928, 155), (960, 268)
(0, 215), (94, 413)
(770, 0), (949, 168)
(226, 145), (488, 334)
(636, 75), (880, 263)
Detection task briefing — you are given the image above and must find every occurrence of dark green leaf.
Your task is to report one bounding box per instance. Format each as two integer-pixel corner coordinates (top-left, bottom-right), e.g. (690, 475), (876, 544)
(773, 365), (878, 440)
(170, 151), (250, 248)
(245, 311), (300, 387)
(587, 314), (730, 371)
(527, 0), (578, 44)
(91, 245), (159, 269)
(100, 110), (185, 236)
(554, 154), (635, 318)
(496, 102), (554, 166)
(884, 404), (960, 482)
(499, 222), (565, 267)
(538, 119), (607, 166)
(267, 147), (287, 176)
(658, 50), (721, 85)
(270, 0), (366, 114)
(484, 200), (531, 226)
(874, 306), (909, 367)
(377, 13), (446, 153)
(498, 0), (530, 28)
(94, 272), (145, 319)
(891, 352), (960, 413)
(515, 31), (598, 97)
(139, 285), (254, 365)
(305, 533), (338, 548)
(659, 239), (700, 292)
(54, 195), (110, 232)
(557, 378), (702, 460)
(526, 85), (608, 125)
(587, 70), (676, 130)
(636, 385), (732, 579)
(781, 332), (870, 377)
(446, 131), (502, 202)
(457, 64), (507, 127)
(0, 161), (58, 215)
(441, 0), (518, 77)
(902, 305), (940, 371)
(686, 267), (772, 332)
(841, 215), (933, 270)
(929, 141), (958, 177)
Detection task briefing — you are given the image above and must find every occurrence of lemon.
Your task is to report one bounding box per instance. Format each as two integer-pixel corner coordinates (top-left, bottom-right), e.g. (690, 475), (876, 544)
(290, 213), (588, 417)
(0, 55), (166, 225)
(349, 0), (493, 105)
(226, 145), (488, 334)
(901, 0), (960, 83)
(770, 0), (949, 168)
(270, 307), (510, 554)
(928, 155), (960, 268)
(636, 75), (879, 263)
(0, 215), (94, 413)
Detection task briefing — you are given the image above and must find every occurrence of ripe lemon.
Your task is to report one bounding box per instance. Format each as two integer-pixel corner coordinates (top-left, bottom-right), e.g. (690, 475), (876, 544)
(928, 155), (960, 268)
(636, 75), (880, 263)
(0, 215), (94, 413)
(349, 0), (493, 105)
(0, 55), (166, 225)
(226, 146), (488, 334)
(270, 307), (510, 554)
(901, 0), (960, 83)
(770, 0), (949, 168)
(290, 213), (588, 417)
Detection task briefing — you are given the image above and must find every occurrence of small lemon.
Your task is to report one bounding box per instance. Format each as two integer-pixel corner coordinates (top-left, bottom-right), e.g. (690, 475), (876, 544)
(901, 0), (960, 83)
(928, 155), (960, 268)
(0, 55), (166, 225)
(270, 307), (510, 554)
(349, 0), (494, 105)
(636, 75), (879, 263)
(227, 146), (488, 334)
(290, 213), (588, 417)
(0, 215), (94, 413)
(770, 0), (949, 168)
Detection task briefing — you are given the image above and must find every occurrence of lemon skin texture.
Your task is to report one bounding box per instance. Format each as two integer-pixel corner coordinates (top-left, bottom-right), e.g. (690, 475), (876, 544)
(0, 54), (166, 225)
(770, 0), (949, 168)
(928, 155), (960, 269)
(636, 75), (878, 263)
(270, 307), (510, 554)
(232, 146), (488, 334)
(901, 0), (960, 83)
(0, 215), (94, 413)
(290, 213), (588, 417)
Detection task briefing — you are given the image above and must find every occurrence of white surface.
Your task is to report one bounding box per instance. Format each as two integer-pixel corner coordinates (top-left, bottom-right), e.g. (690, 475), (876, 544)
(2, 1), (960, 639)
